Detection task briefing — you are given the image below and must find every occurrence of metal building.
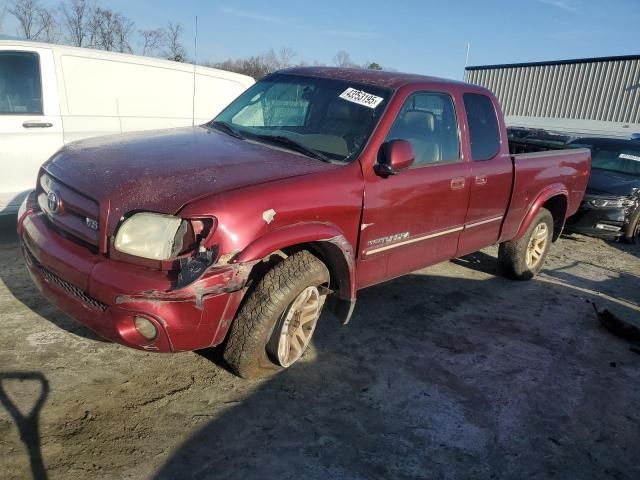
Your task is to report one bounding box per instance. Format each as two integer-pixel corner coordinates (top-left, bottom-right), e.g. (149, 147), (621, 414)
(465, 55), (640, 137)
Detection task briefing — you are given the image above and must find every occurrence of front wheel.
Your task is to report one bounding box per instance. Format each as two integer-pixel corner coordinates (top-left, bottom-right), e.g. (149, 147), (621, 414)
(498, 208), (554, 280)
(223, 251), (330, 379)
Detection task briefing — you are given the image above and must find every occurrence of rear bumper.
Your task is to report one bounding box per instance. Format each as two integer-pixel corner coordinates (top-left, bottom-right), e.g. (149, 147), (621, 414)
(20, 212), (247, 352)
(565, 203), (627, 239)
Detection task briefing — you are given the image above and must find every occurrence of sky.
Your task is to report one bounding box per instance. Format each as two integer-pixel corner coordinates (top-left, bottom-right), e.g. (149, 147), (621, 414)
(1, 0), (639, 79)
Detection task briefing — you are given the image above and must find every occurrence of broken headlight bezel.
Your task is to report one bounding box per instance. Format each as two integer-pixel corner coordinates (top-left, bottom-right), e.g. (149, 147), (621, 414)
(114, 212), (191, 261)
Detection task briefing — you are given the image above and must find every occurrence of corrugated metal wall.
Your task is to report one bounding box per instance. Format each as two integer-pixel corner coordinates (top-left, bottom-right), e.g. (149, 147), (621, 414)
(465, 58), (640, 124)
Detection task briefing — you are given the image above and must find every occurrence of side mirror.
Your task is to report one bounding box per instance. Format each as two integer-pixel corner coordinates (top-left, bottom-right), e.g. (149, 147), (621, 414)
(375, 139), (415, 177)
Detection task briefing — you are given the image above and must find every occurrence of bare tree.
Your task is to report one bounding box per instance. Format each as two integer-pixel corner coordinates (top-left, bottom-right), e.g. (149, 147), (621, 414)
(333, 50), (356, 68)
(277, 46), (296, 69)
(38, 7), (58, 42)
(262, 47), (296, 71)
(212, 55), (272, 79)
(60, 0), (91, 47)
(140, 27), (165, 56)
(0, 2), (7, 32)
(165, 22), (185, 62)
(8, 0), (49, 39)
(114, 13), (133, 53)
(212, 47), (306, 79)
(88, 7), (134, 52)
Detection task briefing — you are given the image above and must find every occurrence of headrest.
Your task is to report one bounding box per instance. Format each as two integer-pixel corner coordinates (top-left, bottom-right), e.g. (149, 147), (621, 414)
(403, 111), (435, 133)
(328, 101), (353, 121)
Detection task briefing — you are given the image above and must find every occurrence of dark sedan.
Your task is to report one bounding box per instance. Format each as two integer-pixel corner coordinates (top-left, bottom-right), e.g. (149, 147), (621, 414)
(565, 137), (640, 243)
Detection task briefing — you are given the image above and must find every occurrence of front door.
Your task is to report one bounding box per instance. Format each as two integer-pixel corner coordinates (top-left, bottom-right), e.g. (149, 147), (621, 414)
(357, 91), (470, 288)
(0, 47), (63, 213)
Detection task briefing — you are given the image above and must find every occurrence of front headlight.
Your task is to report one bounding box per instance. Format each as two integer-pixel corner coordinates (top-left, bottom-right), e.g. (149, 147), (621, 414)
(588, 197), (637, 209)
(114, 212), (189, 260)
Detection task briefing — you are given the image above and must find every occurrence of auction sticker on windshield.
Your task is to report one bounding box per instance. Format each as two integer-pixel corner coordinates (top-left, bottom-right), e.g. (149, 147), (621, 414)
(620, 153), (640, 162)
(339, 88), (384, 109)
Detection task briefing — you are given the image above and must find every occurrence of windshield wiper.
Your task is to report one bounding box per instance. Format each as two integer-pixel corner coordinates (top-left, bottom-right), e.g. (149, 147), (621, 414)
(209, 121), (245, 140)
(252, 134), (333, 163)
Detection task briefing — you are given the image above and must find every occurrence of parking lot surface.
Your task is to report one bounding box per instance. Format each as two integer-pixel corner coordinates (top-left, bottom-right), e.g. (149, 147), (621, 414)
(1, 216), (639, 480)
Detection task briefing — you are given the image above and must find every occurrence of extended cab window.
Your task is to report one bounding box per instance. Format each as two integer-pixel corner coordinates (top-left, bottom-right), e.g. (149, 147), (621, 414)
(463, 93), (500, 161)
(0, 51), (42, 114)
(386, 92), (460, 166)
(213, 74), (390, 162)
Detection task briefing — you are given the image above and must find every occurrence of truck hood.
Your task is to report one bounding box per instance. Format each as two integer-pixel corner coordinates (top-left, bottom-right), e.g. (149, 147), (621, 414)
(587, 168), (640, 197)
(44, 126), (338, 233)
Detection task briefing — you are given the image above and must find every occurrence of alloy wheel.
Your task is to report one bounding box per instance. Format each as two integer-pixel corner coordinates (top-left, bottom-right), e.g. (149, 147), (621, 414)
(526, 222), (549, 268)
(269, 286), (324, 367)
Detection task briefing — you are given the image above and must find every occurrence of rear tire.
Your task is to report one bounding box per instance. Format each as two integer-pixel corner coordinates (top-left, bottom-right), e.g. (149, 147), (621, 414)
(499, 208), (554, 280)
(223, 251), (330, 379)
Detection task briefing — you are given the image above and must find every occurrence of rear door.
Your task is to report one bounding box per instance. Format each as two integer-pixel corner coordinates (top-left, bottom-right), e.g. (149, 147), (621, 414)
(357, 91), (471, 287)
(457, 93), (512, 255)
(0, 46), (63, 213)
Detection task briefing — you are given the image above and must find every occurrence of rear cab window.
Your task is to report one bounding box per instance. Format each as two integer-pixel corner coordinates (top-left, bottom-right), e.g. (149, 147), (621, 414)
(0, 51), (42, 114)
(463, 93), (500, 161)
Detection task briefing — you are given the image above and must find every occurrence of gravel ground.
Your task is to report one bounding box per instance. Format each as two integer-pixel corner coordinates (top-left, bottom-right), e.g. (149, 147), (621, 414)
(1, 215), (639, 480)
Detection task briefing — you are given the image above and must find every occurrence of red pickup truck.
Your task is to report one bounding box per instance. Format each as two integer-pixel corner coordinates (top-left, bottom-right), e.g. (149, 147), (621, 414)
(17, 67), (591, 378)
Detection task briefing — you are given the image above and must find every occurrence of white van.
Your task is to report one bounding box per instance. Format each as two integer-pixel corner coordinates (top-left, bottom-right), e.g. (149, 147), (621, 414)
(0, 41), (254, 215)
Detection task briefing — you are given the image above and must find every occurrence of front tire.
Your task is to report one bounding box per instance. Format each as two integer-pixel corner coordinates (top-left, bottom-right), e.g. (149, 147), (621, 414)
(223, 251), (330, 379)
(499, 208), (554, 280)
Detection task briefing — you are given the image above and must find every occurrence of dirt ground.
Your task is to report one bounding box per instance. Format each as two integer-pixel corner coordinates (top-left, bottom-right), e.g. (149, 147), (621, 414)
(1, 215), (639, 480)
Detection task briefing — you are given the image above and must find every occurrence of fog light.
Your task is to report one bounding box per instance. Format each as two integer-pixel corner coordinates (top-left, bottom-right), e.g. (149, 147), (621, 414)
(595, 223), (621, 232)
(134, 316), (158, 340)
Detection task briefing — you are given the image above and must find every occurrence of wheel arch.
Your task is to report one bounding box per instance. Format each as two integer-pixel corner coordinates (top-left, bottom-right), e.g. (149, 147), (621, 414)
(233, 223), (357, 324)
(542, 195), (568, 241)
(515, 185), (568, 242)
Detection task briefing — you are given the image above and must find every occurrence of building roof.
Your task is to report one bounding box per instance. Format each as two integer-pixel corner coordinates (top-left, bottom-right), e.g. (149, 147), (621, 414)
(466, 54), (640, 71)
(280, 66), (467, 89)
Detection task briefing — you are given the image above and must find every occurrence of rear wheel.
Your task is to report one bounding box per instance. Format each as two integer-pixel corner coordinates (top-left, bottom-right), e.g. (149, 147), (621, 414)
(499, 208), (553, 280)
(223, 251), (329, 379)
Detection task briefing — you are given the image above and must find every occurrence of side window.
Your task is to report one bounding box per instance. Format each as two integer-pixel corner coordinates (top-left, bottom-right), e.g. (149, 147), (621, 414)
(463, 93), (500, 161)
(386, 92), (460, 166)
(233, 82), (311, 127)
(0, 51), (42, 114)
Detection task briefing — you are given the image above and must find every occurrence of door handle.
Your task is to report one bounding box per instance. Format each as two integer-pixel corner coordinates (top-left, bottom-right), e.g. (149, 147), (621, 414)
(450, 177), (466, 190)
(22, 121), (53, 129)
(475, 175), (488, 186)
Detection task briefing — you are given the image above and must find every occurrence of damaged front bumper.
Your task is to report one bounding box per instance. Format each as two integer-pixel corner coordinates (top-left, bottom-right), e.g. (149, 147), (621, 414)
(565, 204), (627, 238)
(566, 197), (639, 240)
(19, 212), (251, 352)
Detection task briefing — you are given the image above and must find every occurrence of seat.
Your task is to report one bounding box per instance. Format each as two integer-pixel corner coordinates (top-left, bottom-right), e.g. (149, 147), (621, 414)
(321, 101), (355, 137)
(393, 110), (441, 164)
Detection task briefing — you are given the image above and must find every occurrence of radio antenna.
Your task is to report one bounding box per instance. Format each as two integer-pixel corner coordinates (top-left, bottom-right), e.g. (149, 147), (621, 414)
(192, 16), (198, 127)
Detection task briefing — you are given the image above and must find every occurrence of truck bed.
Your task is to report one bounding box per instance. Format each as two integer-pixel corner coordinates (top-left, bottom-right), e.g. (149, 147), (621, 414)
(500, 148), (592, 241)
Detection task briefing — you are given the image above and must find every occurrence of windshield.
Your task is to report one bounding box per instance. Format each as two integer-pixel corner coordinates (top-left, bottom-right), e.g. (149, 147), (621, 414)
(572, 143), (640, 177)
(211, 73), (391, 162)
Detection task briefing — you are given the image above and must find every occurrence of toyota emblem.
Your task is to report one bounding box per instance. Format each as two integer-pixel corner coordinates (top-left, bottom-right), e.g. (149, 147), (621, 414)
(47, 191), (61, 213)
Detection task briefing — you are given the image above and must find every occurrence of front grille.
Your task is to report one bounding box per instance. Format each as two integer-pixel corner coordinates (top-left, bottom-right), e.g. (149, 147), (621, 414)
(23, 245), (107, 312)
(37, 172), (101, 247)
